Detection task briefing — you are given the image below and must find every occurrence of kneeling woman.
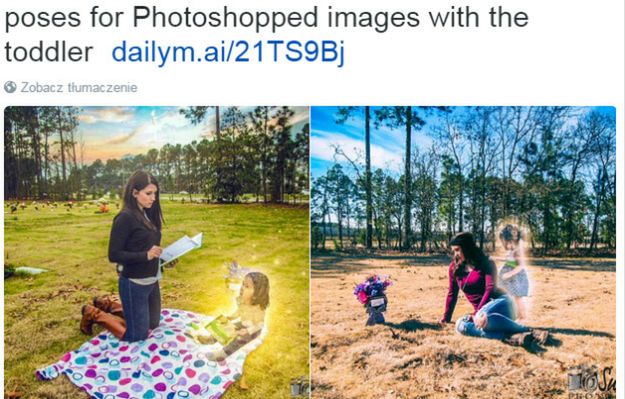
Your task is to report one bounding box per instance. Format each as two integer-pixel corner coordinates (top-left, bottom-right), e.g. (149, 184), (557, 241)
(80, 171), (166, 342)
(440, 232), (548, 348)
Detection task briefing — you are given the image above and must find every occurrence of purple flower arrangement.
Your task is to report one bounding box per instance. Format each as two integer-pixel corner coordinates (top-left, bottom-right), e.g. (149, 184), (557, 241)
(353, 274), (392, 305)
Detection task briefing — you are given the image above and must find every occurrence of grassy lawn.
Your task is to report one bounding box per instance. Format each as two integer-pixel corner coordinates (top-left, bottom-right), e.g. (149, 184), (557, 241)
(311, 252), (616, 399)
(4, 201), (309, 398)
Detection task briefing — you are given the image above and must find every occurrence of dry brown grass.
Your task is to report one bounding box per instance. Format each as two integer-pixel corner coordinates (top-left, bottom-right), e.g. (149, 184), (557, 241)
(311, 253), (615, 399)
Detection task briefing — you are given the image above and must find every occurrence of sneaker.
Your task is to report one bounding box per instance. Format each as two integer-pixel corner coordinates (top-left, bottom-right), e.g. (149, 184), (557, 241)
(505, 332), (544, 353)
(504, 332), (531, 347)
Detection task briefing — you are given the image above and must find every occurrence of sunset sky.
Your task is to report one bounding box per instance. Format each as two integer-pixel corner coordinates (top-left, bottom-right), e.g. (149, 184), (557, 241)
(76, 106), (309, 164)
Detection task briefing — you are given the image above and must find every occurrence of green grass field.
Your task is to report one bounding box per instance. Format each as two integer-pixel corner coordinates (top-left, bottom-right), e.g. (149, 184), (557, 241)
(4, 201), (309, 398)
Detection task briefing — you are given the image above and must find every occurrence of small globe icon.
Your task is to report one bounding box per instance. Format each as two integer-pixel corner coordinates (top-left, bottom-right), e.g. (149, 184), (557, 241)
(4, 81), (17, 93)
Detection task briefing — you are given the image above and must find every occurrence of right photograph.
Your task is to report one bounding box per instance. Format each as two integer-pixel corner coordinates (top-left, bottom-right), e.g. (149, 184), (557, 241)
(310, 106), (616, 399)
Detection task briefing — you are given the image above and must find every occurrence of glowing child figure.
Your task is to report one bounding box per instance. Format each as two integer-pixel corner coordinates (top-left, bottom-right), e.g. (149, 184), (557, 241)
(498, 224), (530, 321)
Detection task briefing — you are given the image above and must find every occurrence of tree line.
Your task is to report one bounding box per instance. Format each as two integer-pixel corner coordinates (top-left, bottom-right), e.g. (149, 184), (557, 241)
(4, 106), (309, 203)
(311, 106), (615, 253)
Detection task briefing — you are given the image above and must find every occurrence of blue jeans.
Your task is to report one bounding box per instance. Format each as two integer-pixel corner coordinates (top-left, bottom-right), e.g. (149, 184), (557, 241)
(455, 295), (529, 340)
(118, 275), (161, 342)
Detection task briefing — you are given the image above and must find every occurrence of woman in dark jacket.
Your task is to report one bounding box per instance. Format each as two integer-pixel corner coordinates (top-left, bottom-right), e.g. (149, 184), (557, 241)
(80, 171), (167, 342)
(441, 232), (548, 348)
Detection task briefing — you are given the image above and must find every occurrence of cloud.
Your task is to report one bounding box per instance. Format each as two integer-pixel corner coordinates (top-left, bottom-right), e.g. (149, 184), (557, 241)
(148, 109), (202, 142)
(78, 114), (98, 124)
(103, 126), (144, 145)
(156, 109), (189, 130)
(311, 129), (403, 172)
(78, 107), (135, 124)
(194, 106), (309, 139)
(290, 107), (310, 126)
(101, 110), (193, 146)
(83, 106), (308, 162)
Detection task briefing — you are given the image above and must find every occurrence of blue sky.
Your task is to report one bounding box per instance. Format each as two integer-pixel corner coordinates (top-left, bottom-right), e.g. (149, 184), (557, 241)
(311, 106), (615, 180)
(311, 106), (434, 179)
(76, 106), (309, 163)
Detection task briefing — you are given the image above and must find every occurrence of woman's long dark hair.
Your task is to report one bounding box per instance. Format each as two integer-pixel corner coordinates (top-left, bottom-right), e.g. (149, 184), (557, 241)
(449, 232), (489, 276)
(245, 272), (270, 310)
(121, 170), (163, 231)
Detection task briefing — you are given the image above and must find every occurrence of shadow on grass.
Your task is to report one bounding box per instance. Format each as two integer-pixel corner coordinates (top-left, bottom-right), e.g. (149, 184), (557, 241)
(385, 319), (442, 332)
(313, 252), (449, 264)
(507, 327), (611, 355)
(519, 335), (563, 354)
(312, 253), (451, 279)
(542, 327), (615, 338)
(529, 258), (615, 272)
(312, 251), (616, 276)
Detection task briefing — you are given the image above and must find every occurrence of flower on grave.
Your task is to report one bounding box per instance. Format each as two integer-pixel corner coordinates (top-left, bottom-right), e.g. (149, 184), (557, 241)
(353, 274), (392, 304)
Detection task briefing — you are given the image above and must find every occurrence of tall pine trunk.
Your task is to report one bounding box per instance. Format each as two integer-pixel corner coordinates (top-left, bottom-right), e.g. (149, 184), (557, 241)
(403, 106), (412, 250)
(365, 106), (373, 249)
(57, 108), (67, 199)
(589, 169), (605, 252)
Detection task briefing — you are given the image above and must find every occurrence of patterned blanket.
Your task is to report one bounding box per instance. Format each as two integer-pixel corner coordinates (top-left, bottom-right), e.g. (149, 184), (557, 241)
(36, 309), (265, 399)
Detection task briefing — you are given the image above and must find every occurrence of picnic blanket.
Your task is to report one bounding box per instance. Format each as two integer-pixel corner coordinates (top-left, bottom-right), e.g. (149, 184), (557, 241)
(36, 309), (266, 398)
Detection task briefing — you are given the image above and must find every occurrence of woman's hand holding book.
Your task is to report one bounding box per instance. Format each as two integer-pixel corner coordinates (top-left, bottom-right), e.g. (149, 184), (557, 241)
(147, 245), (162, 260)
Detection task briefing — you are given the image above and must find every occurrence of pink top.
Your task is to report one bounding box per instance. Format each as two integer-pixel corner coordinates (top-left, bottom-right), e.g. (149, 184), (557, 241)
(442, 259), (502, 322)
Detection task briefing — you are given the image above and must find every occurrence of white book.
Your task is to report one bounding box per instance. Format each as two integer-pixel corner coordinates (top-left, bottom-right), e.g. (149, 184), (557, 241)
(159, 233), (203, 266)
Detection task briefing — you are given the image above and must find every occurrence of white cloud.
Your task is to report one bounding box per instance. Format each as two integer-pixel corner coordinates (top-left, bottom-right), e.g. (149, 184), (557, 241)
(290, 108), (310, 126)
(103, 129), (140, 145)
(78, 107), (135, 124)
(156, 109), (189, 130)
(311, 129), (403, 172)
(113, 110), (196, 145)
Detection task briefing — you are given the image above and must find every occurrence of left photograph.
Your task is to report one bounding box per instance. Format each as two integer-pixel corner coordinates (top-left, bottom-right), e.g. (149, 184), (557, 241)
(4, 106), (310, 399)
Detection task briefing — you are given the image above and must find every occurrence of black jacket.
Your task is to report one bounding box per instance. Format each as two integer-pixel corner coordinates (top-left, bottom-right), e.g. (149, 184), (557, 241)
(108, 208), (161, 278)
